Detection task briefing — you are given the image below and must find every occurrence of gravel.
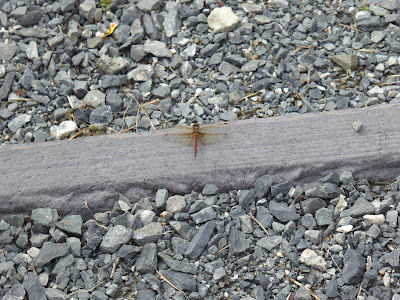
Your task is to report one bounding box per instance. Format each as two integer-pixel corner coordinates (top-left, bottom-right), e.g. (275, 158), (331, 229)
(1, 171), (400, 299)
(0, 0), (399, 143)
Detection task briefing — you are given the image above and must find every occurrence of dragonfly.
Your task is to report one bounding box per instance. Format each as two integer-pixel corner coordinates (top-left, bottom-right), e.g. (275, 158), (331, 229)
(163, 121), (229, 158)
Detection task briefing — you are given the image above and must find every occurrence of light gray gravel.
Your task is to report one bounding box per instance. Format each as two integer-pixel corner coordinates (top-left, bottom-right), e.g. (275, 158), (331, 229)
(1, 171), (399, 299)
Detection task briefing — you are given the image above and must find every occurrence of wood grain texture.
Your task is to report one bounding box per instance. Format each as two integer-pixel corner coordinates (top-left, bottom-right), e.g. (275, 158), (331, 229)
(1, 104), (400, 219)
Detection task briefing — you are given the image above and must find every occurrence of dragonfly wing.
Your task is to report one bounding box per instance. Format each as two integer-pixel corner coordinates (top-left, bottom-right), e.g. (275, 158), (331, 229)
(163, 132), (194, 146)
(197, 132), (228, 145)
(197, 123), (229, 145)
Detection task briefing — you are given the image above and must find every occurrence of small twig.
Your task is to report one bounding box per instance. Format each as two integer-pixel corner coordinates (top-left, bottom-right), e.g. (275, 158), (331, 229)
(215, 244), (230, 255)
(295, 92), (316, 112)
(270, 22), (285, 34)
(339, 23), (363, 32)
(285, 275), (320, 300)
(67, 280), (106, 296)
(0, 249), (4, 255)
(0, 98), (39, 110)
(93, 219), (108, 230)
(247, 212), (270, 236)
(68, 128), (86, 140)
(356, 283), (363, 299)
(168, 65), (204, 85)
(348, 48), (374, 53)
(306, 68), (313, 92)
(326, 248), (342, 274)
(293, 45), (313, 55)
(127, 92), (156, 131)
(123, 94), (134, 130)
(234, 91), (262, 103)
(110, 257), (120, 280)
(67, 95), (75, 109)
(83, 197), (88, 208)
(156, 269), (186, 297)
(376, 81), (400, 86)
(118, 125), (137, 133)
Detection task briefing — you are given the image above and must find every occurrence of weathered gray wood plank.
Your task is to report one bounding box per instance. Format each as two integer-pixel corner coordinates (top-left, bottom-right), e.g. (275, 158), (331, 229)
(1, 104), (400, 219)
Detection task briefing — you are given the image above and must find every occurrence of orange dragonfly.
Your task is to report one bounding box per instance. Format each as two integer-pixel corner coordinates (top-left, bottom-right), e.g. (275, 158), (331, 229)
(163, 121), (229, 158)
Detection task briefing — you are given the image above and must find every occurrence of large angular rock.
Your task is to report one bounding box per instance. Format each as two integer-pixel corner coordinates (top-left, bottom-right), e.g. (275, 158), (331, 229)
(79, 0), (96, 22)
(342, 249), (366, 284)
(304, 183), (341, 200)
(341, 198), (375, 218)
(0, 43), (18, 61)
(331, 54), (358, 71)
(132, 222), (163, 245)
(56, 215), (83, 236)
(136, 243), (157, 273)
(256, 236), (282, 251)
(0, 72), (16, 100)
(269, 201), (299, 222)
(229, 227), (250, 255)
(159, 270), (197, 292)
(33, 242), (70, 267)
(100, 225), (132, 252)
(97, 56), (129, 75)
(89, 105), (113, 126)
(163, 1), (180, 37)
(2, 283), (26, 300)
(8, 114), (32, 134)
(143, 41), (172, 57)
(137, 0), (162, 12)
(185, 221), (215, 259)
(23, 273), (46, 300)
(254, 174), (273, 198)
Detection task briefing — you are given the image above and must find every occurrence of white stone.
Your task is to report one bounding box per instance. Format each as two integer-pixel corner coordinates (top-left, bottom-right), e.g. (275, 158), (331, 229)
(367, 86), (384, 97)
(371, 31), (385, 43)
(26, 41), (39, 60)
(50, 120), (78, 140)
(0, 64), (6, 78)
(337, 225), (353, 233)
(160, 211), (173, 220)
(388, 56), (398, 66)
(38, 272), (49, 286)
(375, 63), (385, 72)
(352, 120), (363, 132)
(363, 214), (385, 225)
(355, 10), (371, 20)
(300, 249), (326, 271)
(27, 247), (40, 258)
(270, 0), (289, 6)
(208, 7), (240, 33)
(335, 194), (347, 213)
(139, 210), (156, 225)
(118, 200), (131, 212)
